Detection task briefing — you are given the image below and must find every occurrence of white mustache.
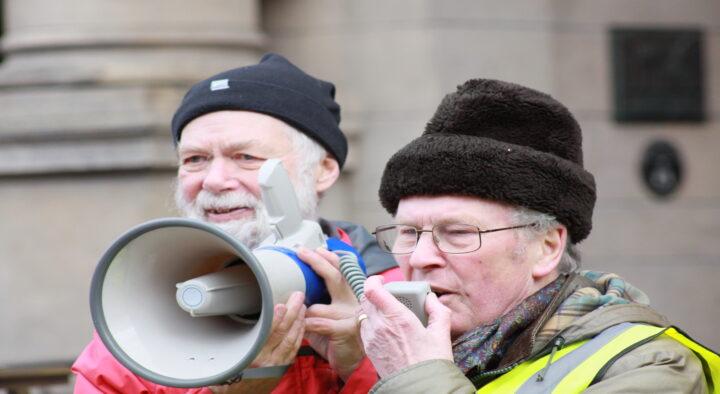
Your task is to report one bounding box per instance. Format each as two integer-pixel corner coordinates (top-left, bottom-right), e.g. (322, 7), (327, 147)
(194, 190), (262, 213)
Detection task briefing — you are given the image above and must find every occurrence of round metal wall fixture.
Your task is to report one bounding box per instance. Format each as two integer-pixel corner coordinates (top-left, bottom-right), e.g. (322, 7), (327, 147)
(641, 140), (683, 198)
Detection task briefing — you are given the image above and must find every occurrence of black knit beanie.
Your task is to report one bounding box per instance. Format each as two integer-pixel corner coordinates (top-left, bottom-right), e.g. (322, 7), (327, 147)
(378, 79), (596, 243)
(171, 53), (348, 168)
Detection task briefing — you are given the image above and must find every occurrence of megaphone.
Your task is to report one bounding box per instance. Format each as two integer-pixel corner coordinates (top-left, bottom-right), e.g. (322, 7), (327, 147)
(89, 159), (365, 388)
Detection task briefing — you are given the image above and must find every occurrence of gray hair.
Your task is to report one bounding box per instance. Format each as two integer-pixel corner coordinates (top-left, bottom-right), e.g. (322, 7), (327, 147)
(279, 123), (330, 221)
(509, 206), (580, 274)
(281, 123), (328, 178)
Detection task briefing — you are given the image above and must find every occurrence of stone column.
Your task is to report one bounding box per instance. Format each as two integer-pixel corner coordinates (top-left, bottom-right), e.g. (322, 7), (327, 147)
(0, 0), (264, 175)
(0, 0), (264, 364)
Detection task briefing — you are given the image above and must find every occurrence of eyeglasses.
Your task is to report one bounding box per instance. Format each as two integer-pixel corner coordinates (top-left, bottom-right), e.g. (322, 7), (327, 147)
(372, 223), (536, 254)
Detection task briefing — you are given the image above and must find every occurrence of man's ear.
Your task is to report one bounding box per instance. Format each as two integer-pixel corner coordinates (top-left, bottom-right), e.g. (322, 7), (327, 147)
(314, 154), (340, 194)
(532, 225), (567, 279)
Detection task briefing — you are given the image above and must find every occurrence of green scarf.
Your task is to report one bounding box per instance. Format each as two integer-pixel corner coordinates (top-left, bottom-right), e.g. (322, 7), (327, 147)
(535, 270), (651, 345)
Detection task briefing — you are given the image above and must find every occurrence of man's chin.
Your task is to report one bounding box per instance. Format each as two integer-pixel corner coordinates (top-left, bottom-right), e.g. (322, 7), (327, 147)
(210, 219), (271, 249)
(210, 218), (253, 233)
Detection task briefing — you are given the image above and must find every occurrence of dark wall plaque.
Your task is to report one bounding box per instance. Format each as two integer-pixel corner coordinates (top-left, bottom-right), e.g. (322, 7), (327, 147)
(611, 28), (704, 122)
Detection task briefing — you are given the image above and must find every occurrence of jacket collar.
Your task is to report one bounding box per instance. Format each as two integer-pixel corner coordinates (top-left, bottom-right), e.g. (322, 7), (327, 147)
(484, 272), (669, 375)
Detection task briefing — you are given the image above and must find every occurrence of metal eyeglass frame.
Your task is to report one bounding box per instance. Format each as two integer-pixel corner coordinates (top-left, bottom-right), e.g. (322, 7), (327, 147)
(372, 223), (536, 254)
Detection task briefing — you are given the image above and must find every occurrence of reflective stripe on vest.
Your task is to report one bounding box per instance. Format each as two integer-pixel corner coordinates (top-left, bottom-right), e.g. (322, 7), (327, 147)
(476, 323), (720, 394)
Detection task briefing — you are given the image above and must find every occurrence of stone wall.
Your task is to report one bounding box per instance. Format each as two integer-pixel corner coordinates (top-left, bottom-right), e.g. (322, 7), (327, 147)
(265, 0), (720, 349)
(1, 1), (718, 391)
(0, 0), (264, 368)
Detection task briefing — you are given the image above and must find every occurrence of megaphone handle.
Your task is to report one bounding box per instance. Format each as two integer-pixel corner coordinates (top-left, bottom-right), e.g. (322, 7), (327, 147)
(336, 250), (430, 326)
(258, 159), (303, 240)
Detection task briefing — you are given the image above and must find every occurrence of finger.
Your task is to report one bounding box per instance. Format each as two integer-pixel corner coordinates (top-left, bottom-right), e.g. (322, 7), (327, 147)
(424, 292), (452, 333)
(317, 248), (363, 301)
(264, 292), (304, 348)
(297, 247), (354, 302)
(315, 248), (342, 269)
(290, 314), (306, 352)
(278, 291), (306, 331)
(306, 302), (354, 320)
(271, 304), (287, 333)
(304, 316), (333, 336)
(259, 303), (286, 354)
(362, 275), (408, 316)
(354, 304), (369, 328)
(422, 293), (453, 360)
(296, 247), (341, 283)
(276, 304), (306, 361)
(305, 314), (356, 336)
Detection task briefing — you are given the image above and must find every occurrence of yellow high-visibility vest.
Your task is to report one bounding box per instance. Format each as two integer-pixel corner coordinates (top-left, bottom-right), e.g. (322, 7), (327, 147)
(476, 323), (720, 393)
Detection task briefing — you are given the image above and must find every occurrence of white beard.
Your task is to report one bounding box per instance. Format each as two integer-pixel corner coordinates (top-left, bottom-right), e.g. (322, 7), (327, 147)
(174, 173), (319, 250)
(175, 187), (272, 249)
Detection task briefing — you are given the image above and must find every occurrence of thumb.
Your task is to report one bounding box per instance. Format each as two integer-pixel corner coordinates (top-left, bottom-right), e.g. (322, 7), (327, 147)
(425, 292), (452, 336)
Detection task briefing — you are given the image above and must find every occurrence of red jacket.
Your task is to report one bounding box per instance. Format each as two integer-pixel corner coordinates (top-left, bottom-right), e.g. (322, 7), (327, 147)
(72, 228), (403, 394)
(72, 333), (398, 394)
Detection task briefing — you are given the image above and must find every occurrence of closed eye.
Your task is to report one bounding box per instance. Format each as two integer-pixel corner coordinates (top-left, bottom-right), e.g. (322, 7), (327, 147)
(232, 153), (265, 170)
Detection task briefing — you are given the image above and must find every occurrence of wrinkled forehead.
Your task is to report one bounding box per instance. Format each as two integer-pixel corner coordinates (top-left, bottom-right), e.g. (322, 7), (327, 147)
(394, 195), (515, 226)
(177, 110), (295, 149)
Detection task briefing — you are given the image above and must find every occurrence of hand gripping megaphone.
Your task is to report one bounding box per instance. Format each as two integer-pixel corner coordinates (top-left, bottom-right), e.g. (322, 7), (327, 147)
(89, 159), (365, 388)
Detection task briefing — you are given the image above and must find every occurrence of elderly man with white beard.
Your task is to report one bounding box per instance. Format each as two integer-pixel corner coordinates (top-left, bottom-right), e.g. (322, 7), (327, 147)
(72, 53), (400, 394)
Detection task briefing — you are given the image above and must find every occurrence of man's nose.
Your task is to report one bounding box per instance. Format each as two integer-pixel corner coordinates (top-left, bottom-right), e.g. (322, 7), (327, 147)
(408, 231), (447, 271)
(202, 157), (241, 193)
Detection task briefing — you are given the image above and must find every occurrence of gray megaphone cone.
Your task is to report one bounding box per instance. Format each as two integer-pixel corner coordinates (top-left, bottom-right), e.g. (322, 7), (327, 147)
(90, 218), (281, 387)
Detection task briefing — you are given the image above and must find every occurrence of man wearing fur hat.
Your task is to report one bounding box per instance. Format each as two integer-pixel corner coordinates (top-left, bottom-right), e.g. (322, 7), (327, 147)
(72, 53), (400, 393)
(357, 79), (719, 393)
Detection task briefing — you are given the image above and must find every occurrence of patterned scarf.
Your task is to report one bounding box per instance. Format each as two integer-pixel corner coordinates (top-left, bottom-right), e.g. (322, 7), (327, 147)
(452, 276), (566, 374)
(535, 270), (651, 346)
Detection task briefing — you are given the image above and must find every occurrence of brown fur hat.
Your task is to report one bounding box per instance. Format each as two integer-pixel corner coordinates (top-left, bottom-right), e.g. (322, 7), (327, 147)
(378, 79), (596, 243)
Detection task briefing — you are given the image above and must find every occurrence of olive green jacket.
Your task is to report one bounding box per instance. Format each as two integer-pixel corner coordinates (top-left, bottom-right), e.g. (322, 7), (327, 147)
(369, 272), (709, 394)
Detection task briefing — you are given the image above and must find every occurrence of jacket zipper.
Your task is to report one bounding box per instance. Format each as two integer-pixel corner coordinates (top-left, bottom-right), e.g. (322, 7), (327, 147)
(536, 336), (565, 381)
